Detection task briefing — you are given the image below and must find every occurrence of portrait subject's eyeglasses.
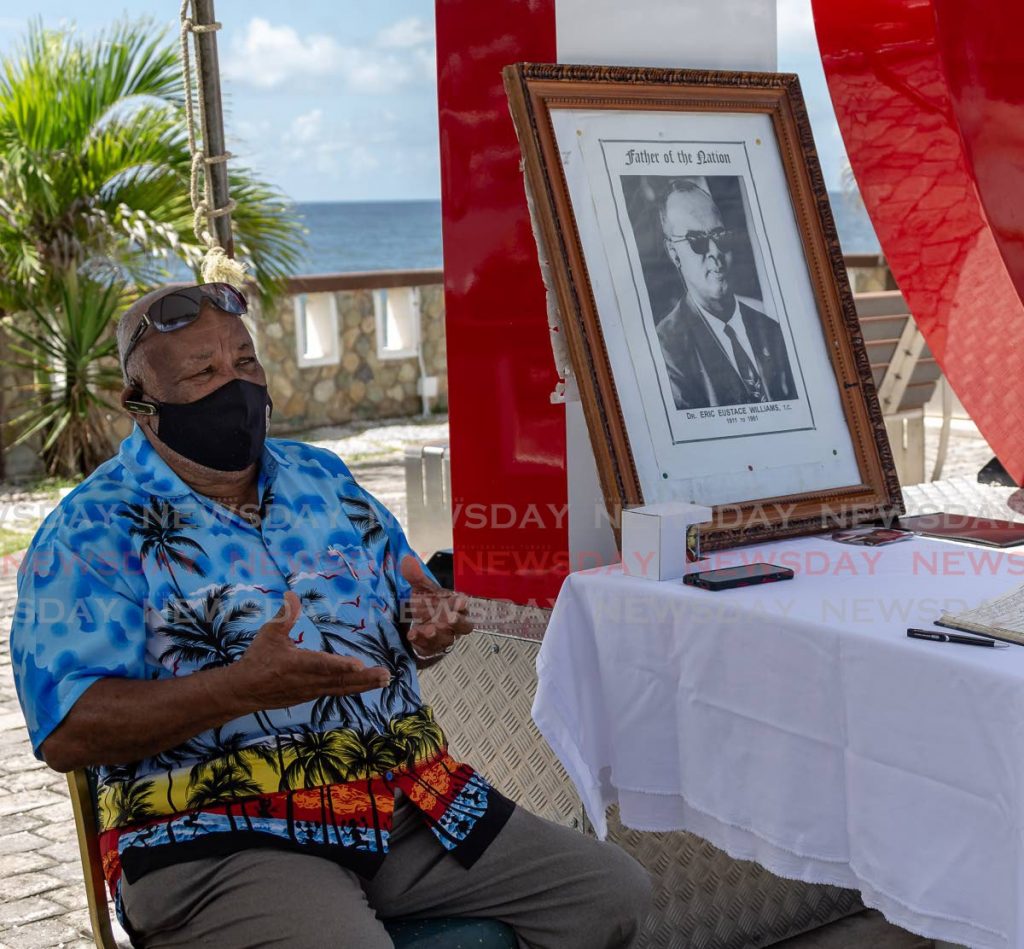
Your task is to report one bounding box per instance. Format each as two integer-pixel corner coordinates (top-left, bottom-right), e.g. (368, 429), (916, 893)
(668, 228), (737, 256)
(121, 283), (248, 377)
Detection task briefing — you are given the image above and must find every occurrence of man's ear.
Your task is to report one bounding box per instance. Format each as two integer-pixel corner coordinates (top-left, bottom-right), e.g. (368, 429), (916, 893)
(664, 237), (681, 270)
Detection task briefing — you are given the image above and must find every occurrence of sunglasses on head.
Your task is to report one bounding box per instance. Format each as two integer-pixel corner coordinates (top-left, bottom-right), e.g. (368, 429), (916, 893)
(121, 283), (248, 378)
(668, 228), (737, 256)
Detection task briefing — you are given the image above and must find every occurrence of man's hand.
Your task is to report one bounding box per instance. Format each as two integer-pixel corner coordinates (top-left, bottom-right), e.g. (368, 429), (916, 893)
(400, 556), (473, 660)
(229, 592), (390, 711)
(39, 591), (391, 772)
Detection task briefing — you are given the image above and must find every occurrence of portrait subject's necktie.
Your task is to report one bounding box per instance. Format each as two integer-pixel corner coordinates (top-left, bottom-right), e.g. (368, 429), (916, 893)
(723, 323), (769, 403)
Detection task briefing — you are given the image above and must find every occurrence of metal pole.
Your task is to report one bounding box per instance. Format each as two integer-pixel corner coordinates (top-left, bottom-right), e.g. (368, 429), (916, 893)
(192, 0), (234, 256)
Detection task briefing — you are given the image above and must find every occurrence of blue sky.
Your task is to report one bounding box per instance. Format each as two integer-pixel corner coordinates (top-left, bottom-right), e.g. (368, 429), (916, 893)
(0, 0), (846, 203)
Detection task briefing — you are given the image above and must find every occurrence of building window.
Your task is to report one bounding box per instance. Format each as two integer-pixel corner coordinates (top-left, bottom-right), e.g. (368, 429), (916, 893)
(295, 292), (340, 368)
(374, 286), (420, 360)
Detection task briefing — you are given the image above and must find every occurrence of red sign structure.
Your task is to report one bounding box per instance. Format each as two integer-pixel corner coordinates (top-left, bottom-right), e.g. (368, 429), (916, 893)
(435, 0), (567, 605)
(814, 0), (1024, 483)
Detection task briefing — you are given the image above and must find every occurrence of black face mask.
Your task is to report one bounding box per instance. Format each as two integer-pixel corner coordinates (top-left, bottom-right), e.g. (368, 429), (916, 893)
(135, 379), (272, 471)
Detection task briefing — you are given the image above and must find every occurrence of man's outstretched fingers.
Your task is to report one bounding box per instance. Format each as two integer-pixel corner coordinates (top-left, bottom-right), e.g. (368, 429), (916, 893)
(320, 653), (390, 692)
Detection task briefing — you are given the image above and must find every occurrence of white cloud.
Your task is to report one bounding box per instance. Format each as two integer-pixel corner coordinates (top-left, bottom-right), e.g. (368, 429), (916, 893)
(376, 16), (433, 49)
(290, 108), (323, 145)
(224, 17), (436, 93)
(222, 18), (341, 89)
(276, 112), (394, 179)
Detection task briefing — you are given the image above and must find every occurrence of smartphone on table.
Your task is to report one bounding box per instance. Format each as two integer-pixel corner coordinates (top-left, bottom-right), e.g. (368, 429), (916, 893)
(683, 563), (794, 591)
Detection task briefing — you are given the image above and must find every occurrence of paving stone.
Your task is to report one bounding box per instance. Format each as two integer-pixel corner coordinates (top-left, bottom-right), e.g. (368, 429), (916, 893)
(52, 909), (94, 938)
(32, 843), (78, 866)
(1, 772), (61, 795)
(31, 825), (76, 845)
(0, 711), (26, 732)
(0, 897), (63, 928)
(0, 756), (47, 777)
(39, 863), (86, 886)
(0, 833), (52, 856)
(44, 887), (87, 912)
(0, 873), (63, 902)
(0, 791), (68, 819)
(25, 803), (73, 827)
(0, 814), (44, 836)
(0, 852), (54, 876)
(0, 917), (90, 948)
(0, 730), (32, 751)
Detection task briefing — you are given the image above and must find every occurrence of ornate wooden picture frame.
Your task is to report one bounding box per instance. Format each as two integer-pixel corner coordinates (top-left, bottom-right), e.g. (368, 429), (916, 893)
(503, 63), (903, 550)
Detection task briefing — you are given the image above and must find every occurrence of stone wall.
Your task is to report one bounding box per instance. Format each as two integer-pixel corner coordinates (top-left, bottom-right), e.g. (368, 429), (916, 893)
(251, 280), (447, 434)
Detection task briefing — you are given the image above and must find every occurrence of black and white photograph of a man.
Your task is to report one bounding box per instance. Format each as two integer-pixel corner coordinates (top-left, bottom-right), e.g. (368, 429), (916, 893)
(623, 175), (797, 412)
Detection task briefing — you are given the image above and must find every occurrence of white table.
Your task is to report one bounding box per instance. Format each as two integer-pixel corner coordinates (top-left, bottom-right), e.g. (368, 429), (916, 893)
(533, 535), (1024, 949)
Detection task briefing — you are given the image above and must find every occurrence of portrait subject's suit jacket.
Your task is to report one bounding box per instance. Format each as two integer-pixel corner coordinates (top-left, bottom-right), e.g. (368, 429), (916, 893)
(656, 295), (797, 411)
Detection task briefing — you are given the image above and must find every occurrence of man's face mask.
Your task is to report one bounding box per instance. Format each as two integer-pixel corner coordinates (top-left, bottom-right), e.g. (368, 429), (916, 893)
(127, 379), (272, 472)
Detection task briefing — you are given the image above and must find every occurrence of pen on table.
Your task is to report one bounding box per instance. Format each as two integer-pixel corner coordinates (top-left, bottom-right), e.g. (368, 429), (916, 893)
(906, 628), (1008, 648)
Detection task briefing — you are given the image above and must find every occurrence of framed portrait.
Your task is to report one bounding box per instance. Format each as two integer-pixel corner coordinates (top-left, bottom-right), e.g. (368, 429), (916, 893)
(503, 63), (902, 550)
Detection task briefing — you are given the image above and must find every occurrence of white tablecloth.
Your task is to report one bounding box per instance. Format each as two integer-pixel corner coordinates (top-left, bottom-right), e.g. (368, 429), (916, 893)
(533, 535), (1024, 949)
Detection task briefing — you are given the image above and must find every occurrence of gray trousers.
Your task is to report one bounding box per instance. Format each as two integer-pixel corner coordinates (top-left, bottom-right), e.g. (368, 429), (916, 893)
(121, 793), (652, 948)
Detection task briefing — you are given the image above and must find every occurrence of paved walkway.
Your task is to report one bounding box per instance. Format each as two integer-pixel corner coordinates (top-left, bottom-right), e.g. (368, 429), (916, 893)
(0, 418), (1003, 947)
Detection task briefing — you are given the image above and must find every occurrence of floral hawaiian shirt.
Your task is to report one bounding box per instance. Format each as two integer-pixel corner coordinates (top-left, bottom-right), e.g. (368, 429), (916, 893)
(10, 427), (513, 921)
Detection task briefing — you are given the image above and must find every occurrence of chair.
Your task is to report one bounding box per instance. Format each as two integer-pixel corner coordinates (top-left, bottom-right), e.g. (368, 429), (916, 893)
(67, 770), (517, 949)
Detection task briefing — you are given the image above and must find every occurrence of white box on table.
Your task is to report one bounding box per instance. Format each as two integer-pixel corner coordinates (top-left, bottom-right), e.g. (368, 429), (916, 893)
(621, 501), (713, 581)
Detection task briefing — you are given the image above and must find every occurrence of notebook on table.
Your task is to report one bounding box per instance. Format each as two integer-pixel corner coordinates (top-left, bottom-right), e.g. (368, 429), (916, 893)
(937, 584), (1024, 645)
(898, 513), (1024, 548)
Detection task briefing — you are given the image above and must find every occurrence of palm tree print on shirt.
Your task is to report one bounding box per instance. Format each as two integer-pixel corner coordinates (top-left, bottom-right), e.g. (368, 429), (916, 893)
(99, 761), (157, 830)
(349, 628), (418, 719)
(341, 496), (387, 549)
(331, 728), (402, 854)
(124, 497), (207, 597)
(187, 761), (260, 832)
(282, 727), (352, 845)
(157, 584), (261, 671)
(298, 587), (368, 654)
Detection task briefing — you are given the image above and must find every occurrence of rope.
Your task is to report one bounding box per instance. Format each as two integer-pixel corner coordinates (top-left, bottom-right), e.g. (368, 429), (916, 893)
(178, 1), (248, 286)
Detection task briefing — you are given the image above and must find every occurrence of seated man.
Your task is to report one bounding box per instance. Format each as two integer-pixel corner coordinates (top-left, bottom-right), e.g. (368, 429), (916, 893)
(10, 284), (651, 948)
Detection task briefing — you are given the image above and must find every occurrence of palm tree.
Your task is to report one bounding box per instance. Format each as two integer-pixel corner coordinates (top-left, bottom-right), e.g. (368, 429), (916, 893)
(158, 584), (260, 670)
(124, 497), (207, 597)
(0, 19), (303, 311)
(100, 776), (157, 828)
(185, 727), (280, 829)
(341, 496), (387, 549)
(186, 761), (260, 832)
(331, 728), (403, 854)
(151, 739), (206, 842)
(281, 727), (351, 845)
(310, 693), (360, 731)
(387, 707), (446, 768)
(298, 587), (368, 654)
(350, 631), (417, 717)
(2, 274), (128, 475)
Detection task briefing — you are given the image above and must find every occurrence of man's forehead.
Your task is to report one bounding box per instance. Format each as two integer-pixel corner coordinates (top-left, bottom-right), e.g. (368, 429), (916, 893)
(141, 305), (253, 366)
(665, 189), (720, 224)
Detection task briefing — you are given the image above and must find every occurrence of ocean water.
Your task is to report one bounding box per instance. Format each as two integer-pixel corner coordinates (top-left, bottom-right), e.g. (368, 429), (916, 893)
(286, 192), (879, 275)
(166, 193), (879, 278)
(293, 200), (443, 274)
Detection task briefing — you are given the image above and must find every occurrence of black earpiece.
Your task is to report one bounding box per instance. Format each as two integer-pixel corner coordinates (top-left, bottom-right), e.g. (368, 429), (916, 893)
(124, 381), (158, 417)
(124, 399), (158, 416)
